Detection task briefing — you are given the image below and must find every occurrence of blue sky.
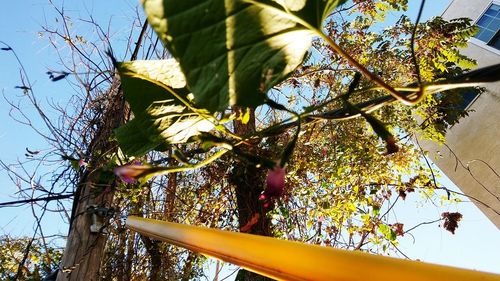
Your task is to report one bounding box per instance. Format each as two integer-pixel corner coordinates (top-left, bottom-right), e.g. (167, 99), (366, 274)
(0, 0), (138, 237)
(1, 0), (499, 279)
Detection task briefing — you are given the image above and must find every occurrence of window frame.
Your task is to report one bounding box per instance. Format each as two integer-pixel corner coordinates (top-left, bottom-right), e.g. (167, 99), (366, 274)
(471, 1), (500, 54)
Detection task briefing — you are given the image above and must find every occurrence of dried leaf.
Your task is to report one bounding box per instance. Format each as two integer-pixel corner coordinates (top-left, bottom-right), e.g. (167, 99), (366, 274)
(240, 213), (260, 233)
(442, 212), (463, 234)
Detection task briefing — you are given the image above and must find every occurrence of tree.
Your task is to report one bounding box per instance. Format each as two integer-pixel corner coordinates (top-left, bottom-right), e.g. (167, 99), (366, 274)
(0, 235), (62, 281)
(107, 0), (498, 278)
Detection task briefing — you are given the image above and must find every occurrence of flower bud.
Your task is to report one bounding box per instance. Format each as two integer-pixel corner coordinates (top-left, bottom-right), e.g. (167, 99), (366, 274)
(264, 166), (286, 198)
(78, 159), (87, 168)
(113, 161), (147, 183)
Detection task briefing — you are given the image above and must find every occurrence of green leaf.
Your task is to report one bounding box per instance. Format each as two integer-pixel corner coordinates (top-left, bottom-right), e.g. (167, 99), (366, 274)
(115, 59), (214, 156)
(378, 224), (397, 241)
(117, 59), (188, 113)
(145, 100), (214, 144)
(142, 0), (347, 112)
(115, 118), (161, 156)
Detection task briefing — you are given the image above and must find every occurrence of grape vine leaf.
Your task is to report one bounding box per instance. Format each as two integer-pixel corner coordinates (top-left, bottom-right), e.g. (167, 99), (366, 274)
(141, 0), (347, 112)
(115, 59), (214, 156)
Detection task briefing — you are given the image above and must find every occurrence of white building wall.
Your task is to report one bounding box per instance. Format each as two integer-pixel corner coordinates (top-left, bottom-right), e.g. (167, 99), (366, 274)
(422, 0), (500, 228)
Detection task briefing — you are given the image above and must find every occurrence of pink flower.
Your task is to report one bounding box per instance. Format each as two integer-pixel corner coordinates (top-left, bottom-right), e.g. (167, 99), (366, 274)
(113, 161), (147, 183)
(264, 166), (286, 198)
(78, 159), (87, 168)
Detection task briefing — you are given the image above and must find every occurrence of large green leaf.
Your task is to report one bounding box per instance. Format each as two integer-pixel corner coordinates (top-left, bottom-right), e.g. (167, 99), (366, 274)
(115, 59), (214, 156)
(142, 0), (347, 112)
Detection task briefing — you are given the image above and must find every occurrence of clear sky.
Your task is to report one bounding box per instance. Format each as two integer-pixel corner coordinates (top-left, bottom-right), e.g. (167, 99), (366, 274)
(0, 0), (138, 237)
(0, 0), (498, 280)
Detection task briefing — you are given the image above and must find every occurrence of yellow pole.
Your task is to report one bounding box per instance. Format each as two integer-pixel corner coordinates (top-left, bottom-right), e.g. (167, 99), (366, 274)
(126, 216), (500, 281)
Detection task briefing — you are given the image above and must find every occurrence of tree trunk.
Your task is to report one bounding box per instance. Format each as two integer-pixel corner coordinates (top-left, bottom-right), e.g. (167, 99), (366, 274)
(230, 107), (275, 280)
(164, 151), (177, 221)
(55, 165), (117, 281)
(140, 235), (163, 281)
(124, 231), (135, 281)
(56, 79), (125, 281)
(181, 251), (198, 281)
(56, 22), (148, 281)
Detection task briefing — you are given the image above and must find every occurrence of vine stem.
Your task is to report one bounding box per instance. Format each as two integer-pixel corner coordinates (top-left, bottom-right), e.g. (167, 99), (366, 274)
(244, 0), (421, 105)
(142, 148), (230, 180)
(407, 0), (427, 104)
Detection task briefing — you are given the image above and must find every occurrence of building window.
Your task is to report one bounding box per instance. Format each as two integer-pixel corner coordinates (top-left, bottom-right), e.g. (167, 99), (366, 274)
(457, 89), (480, 110)
(474, 3), (500, 50)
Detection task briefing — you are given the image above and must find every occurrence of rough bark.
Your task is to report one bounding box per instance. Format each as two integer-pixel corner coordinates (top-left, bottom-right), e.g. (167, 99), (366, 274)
(181, 251), (198, 281)
(140, 235), (163, 281)
(164, 151), (178, 221)
(124, 232), (134, 281)
(56, 175), (110, 281)
(230, 107), (275, 280)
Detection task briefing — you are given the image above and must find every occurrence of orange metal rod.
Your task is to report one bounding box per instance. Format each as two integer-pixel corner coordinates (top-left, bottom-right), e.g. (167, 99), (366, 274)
(126, 216), (500, 281)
